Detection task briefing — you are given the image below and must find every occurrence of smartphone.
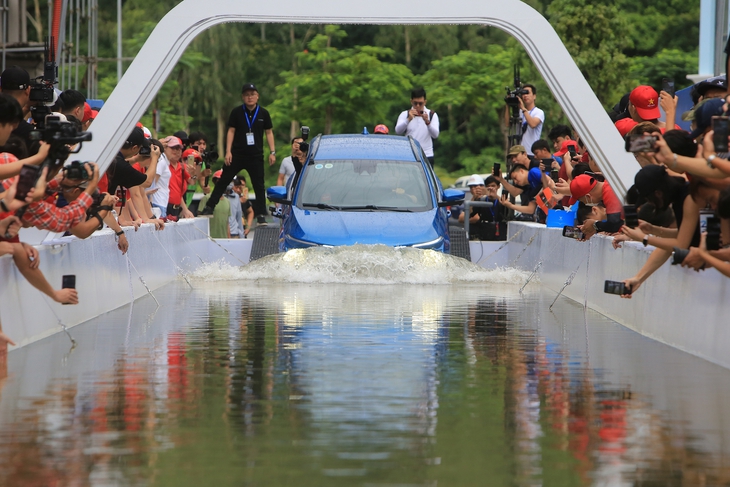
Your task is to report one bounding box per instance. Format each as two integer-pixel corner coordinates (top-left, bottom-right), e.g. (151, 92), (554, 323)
(624, 134), (657, 153)
(706, 216), (722, 251)
(62, 275), (76, 289)
(493, 162), (501, 176)
(712, 116), (729, 153)
(662, 78), (675, 98)
(623, 205), (639, 228)
(562, 225), (585, 240)
(115, 187), (126, 207)
(568, 146), (577, 158)
(14, 164), (42, 201)
(550, 169), (559, 183)
(187, 154), (195, 165)
(604, 280), (631, 295)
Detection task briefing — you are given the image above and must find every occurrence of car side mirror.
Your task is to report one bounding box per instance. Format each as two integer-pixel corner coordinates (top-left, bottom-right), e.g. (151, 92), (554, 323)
(266, 186), (291, 205)
(439, 188), (465, 207)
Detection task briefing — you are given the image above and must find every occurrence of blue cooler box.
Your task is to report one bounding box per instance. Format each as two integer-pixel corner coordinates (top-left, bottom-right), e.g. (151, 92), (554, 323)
(546, 207), (577, 228)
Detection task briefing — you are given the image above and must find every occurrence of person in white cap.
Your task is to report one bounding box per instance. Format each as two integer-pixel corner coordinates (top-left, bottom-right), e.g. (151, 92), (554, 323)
(458, 175), (485, 225)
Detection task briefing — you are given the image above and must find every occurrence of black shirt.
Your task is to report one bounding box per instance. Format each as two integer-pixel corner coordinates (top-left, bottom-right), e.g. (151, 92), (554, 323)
(12, 120), (34, 155)
(227, 104), (273, 158)
(107, 152), (147, 194)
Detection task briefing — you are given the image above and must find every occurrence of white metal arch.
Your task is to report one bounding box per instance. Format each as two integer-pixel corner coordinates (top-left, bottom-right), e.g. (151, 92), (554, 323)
(76, 0), (638, 199)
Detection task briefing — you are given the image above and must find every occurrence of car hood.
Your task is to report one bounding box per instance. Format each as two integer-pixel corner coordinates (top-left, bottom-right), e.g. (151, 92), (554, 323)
(286, 207), (443, 247)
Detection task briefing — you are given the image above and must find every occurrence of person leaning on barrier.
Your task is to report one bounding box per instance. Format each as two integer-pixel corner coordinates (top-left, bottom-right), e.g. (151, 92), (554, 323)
(461, 175), (507, 241)
(0, 170), (78, 306)
(499, 165), (539, 219)
(569, 173), (624, 240)
(615, 165), (706, 298)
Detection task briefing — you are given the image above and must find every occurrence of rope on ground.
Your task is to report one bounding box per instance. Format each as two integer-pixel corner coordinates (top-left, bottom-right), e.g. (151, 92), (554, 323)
(188, 224), (249, 266)
(475, 227), (526, 266)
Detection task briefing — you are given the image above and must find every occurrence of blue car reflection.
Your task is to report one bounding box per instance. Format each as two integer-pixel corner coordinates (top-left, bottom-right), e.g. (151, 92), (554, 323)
(267, 134), (464, 253)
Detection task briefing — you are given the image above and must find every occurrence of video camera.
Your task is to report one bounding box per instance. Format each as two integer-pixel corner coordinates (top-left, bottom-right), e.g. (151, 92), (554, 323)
(504, 65), (529, 107)
(28, 115), (92, 173)
(298, 126), (310, 154)
(29, 37), (59, 130)
(191, 143), (219, 165)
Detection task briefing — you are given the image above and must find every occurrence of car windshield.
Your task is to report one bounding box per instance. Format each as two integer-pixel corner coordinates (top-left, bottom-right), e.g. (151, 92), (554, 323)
(297, 159), (433, 211)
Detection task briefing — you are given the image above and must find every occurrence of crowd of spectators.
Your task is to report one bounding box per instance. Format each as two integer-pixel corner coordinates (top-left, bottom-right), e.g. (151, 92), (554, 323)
(0, 66), (257, 346)
(472, 78), (730, 295)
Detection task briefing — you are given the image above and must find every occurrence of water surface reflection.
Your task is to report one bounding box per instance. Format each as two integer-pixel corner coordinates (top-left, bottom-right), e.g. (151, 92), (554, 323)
(0, 279), (729, 486)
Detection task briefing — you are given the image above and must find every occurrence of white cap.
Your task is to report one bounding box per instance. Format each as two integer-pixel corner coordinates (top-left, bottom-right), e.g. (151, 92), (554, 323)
(142, 126), (151, 138)
(466, 174), (485, 186)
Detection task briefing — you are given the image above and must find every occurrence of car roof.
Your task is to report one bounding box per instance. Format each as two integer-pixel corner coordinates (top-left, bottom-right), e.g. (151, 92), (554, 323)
(313, 134), (418, 162)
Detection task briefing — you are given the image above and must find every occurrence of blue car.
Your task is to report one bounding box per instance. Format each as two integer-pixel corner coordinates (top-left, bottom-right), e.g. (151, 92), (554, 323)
(266, 134), (464, 253)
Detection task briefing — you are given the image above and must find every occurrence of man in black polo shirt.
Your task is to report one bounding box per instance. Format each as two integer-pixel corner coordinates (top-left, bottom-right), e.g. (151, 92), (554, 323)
(200, 83), (276, 224)
(107, 126), (149, 196)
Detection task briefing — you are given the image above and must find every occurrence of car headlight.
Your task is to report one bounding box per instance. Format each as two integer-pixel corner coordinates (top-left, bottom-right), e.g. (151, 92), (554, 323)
(285, 234), (321, 248)
(411, 236), (444, 249)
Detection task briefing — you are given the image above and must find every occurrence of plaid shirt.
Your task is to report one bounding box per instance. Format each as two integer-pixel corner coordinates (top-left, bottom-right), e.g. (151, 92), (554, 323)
(6, 179), (93, 232)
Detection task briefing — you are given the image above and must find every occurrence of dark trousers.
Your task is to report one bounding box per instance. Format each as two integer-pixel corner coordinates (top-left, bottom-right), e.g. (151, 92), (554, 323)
(205, 154), (267, 217)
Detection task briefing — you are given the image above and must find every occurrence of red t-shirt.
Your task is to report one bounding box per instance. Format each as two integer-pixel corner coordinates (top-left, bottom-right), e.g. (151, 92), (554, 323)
(167, 162), (190, 206)
(602, 181), (623, 216)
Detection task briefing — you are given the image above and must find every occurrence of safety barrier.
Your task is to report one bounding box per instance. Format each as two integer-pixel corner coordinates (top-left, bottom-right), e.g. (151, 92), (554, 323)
(0, 218), (218, 349)
(507, 221), (730, 369)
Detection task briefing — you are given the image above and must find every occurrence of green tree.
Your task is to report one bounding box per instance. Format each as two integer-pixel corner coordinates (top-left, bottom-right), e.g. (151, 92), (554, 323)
(270, 26), (413, 136)
(546, 0), (633, 106)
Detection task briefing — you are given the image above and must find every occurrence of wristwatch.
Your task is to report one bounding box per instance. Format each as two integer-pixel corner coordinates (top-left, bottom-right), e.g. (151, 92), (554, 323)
(115, 230), (124, 236)
(643, 234), (650, 247)
(707, 154), (717, 167)
(270, 151), (276, 155)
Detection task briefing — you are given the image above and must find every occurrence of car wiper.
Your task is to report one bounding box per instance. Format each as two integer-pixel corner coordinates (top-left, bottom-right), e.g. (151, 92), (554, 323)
(340, 205), (413, 212)
(302, 203), (342, 210)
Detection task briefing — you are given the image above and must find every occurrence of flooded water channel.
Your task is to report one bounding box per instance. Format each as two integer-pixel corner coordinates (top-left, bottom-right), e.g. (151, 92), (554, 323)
(1, 247), (729, 486)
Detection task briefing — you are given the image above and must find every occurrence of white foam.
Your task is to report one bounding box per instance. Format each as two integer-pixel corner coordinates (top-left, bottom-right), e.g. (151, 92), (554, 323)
(189, 245), (533, 285)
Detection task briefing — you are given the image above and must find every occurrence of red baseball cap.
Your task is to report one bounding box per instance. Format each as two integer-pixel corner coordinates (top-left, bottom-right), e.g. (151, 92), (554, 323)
(164, 136), (183, 148)
(182, 148), (202, 162)
(554, 139), (579, 157)
(82, 102), (94, 123)
(629, 85), (661, 120)
(374, 124), (389, 134)
(568, 174), (598, 204)
(213, 169), (223, 179)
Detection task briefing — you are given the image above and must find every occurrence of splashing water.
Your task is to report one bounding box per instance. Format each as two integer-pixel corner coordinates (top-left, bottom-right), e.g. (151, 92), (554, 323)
(190, 244), (533, 285)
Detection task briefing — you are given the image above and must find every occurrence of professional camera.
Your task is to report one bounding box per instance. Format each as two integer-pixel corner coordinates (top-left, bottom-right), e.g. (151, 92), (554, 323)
(62, 160), (91, 180)
(191, 143), (219, 165)
(28, 116), (92, 173)
(298, 126), (310, 154)
(28, 37), (60, 130)
(504, 65), (529, 107)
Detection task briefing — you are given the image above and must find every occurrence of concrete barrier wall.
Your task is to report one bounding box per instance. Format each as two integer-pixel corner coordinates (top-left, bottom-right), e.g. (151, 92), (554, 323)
(507, 222), (730, 369)
(0, 218), (219, 349)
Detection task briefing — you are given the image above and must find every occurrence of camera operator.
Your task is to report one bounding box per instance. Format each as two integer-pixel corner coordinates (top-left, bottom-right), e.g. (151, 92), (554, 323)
(0, 67), (33, 153)
(395, 88), (440, 166)
(187, 131), (214, 198)
(278, 137), (303, 187)
(58, 90), (86, 122)
(517, 84), (544, 156)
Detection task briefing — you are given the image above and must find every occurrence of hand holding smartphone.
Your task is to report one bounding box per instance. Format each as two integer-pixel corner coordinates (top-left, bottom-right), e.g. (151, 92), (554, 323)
(14, 164), (41, 201)
(712, 116), (729, 153)
(604, 280), (631, 295)
(61, 275), (76, 305)
(562, 225), (585, 240)
(493, 162), (501, 176)
(661, 78), (675, 99)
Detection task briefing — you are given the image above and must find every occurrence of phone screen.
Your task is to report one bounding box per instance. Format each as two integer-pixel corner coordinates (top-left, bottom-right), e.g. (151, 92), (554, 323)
(62, 275), (76, 289)
(14, 164), (41, 201)
(562, 225), (584, 240)
(625, 134), (657, 153)
(712, 116), (729, 152)
(493, 163), (501, 175)
(662, 78), (675, 98)
(623, 205), (639, 228)
(568, 146), (577, 157)
(604, 280), (629, 295)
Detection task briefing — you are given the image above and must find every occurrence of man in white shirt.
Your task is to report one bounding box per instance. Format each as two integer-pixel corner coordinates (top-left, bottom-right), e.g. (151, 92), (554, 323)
(518, 84), (545, 156)
(150, 148), (172, 217)
(395, 88), (440, 166)
(277, 137), (304, 186)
